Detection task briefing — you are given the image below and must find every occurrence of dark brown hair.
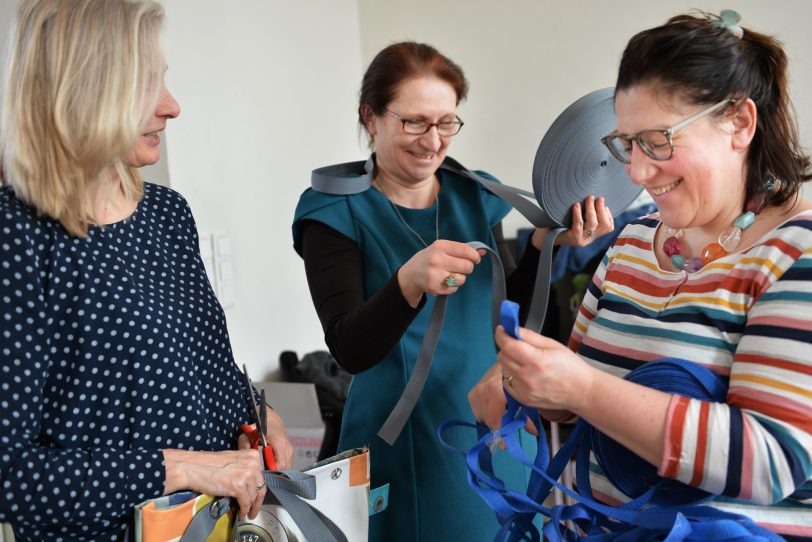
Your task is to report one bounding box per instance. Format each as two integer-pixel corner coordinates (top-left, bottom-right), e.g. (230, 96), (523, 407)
(615, 12), (811, 207)
(358, 41), (468, 139)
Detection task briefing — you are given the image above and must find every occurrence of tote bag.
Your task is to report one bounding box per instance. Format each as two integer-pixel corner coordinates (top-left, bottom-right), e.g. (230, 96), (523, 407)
(134, 447), (387, 542)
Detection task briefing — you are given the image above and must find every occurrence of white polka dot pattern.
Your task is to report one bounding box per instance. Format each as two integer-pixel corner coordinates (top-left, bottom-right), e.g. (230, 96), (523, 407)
(0, 183), (250, 541)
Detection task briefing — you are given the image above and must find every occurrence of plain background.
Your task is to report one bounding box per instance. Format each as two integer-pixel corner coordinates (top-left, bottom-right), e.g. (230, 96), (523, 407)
(0, 1), (809, 380)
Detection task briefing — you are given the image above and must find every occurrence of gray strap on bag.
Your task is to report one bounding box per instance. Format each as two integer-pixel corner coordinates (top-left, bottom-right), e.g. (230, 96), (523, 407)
(178, 497), (231, 542)
(378, 242), (504, 445)
(263, 470), (347, 542)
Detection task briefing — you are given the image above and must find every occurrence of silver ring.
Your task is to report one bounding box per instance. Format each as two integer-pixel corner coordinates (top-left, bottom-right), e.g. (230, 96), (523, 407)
(256, 481), (266, 491)
(584, 229), (593, 237)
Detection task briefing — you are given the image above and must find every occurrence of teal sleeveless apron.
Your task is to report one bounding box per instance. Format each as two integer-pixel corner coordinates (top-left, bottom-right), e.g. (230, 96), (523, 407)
(293, 169), (535, 541)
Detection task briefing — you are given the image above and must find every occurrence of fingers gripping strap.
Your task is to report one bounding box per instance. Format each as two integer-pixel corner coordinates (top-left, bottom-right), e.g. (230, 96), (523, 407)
(377, 242), (505, 445)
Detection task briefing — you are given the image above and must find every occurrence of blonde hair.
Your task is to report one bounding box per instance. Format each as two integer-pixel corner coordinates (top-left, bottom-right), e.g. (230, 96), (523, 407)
(0, 0), (165, 236)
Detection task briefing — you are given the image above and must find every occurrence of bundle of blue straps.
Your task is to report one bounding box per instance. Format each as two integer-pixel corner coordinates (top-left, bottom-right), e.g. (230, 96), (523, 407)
(438, 300), (785, 542)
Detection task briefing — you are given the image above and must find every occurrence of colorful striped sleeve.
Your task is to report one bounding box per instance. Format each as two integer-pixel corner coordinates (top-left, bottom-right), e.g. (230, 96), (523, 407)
(661, 223), (812, 505)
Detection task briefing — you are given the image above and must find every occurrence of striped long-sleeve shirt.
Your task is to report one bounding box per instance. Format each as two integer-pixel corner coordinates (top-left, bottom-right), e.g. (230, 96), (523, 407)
(569, 211), (812, 538)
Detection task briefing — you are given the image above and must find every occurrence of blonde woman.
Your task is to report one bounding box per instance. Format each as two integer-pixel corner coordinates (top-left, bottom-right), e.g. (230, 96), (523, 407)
(0, 1), (292, 540)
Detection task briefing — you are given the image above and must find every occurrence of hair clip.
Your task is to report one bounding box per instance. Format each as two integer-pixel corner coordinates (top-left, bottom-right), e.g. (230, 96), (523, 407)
(717, 9), (744, 38)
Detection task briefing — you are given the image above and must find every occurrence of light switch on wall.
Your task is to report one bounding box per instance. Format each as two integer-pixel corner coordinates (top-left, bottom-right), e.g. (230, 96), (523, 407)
(198, 230), (236, 310)
(213, 231), (236, 309)
(199, 232), (217, 295)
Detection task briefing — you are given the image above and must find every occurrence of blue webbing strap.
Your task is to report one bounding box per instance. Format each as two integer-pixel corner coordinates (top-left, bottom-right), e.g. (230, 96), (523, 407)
(437, 301), (785, 541)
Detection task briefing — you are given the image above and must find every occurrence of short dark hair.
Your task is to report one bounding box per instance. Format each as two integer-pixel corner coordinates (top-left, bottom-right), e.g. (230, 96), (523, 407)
(615, 12), (811, 207)
(358, 41), (468, 142)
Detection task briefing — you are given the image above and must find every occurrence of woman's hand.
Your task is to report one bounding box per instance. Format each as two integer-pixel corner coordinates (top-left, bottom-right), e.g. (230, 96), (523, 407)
(237, 408), (294, 470)
(263, 407), (294, 469)
(494, 325), (595, 414)
(163, 448), (267, 520)
(397, 240), (483, 307)
(468, 362), (508, 431)
(531, 195), (614, 249)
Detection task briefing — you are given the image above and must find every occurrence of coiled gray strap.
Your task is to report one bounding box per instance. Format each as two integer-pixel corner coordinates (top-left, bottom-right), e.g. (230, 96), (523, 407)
(377, 242), (505, 445)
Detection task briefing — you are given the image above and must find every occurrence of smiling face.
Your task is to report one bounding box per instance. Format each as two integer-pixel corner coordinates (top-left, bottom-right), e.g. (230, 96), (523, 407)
(123, 80), (180, 168)
(365, 76), (458, 187)
(615, 84), (750, 233)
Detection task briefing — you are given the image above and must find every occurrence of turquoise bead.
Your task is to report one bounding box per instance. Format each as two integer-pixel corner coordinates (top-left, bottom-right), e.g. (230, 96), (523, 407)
(671, 254), (684, 268)
(733, 211), (755, 229)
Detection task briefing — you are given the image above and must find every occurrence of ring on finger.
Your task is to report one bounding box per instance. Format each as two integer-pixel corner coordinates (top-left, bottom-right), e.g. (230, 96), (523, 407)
(443, 273), (458, 288)
(256, 481), (266, 491)
(502, 374), (514, 387)
(584, 228), (593, 237)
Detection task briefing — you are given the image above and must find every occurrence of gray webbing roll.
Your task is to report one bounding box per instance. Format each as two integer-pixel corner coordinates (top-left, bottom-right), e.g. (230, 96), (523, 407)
(532, 87), (637, 227)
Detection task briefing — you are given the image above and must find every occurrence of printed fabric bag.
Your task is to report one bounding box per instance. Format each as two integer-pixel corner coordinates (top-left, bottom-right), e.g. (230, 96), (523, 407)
(134, 447), (388, 542)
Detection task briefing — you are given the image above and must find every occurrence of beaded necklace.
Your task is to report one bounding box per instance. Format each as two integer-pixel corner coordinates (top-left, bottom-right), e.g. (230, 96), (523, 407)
(663, 177), (778, 273)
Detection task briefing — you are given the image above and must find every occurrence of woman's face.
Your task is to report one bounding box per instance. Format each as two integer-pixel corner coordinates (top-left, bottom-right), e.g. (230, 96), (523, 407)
(367, 76), (458, 186)
(615, 84), (747, 232)
(124, 81), (180, 168)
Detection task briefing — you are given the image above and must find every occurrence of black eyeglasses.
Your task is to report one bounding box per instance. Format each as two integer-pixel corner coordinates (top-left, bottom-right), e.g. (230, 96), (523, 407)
(601, 99), (733, 164)
(383, 109), (464, 137)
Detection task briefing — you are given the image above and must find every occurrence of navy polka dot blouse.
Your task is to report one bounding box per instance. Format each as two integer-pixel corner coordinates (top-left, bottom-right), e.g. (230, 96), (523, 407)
(0, 183), (251, 541)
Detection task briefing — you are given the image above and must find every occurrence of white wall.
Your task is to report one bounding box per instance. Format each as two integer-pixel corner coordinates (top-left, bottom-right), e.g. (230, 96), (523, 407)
(160, 1), (364, 379)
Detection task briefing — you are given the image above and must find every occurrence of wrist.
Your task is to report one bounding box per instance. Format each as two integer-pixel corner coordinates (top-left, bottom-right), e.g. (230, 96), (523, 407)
(162, 449), (189, 494)
(396, 267), (423, 308)
(531, 228), (548, 249)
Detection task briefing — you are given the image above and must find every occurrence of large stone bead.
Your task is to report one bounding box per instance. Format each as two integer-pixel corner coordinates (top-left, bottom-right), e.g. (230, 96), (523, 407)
(718, 227), (742, 252)
(663, 236), (682, 258)
(701, 242), (727, 265)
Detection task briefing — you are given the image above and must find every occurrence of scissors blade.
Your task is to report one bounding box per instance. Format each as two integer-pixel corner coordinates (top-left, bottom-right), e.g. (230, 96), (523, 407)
(260, 388), (268, 437)
(242, 364), (268, 447)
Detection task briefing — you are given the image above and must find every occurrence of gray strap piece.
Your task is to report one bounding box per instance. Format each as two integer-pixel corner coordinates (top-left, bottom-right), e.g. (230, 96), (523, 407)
(178, 497), (231, 542)
(262, 469), (347, 542)
(312, 87), (643, 446)
(377, 242), (504, 445)
(525, 227), (567, 333)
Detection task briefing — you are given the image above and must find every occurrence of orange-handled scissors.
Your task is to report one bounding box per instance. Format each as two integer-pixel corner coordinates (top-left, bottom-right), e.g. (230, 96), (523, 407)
(240, 364), (278, 471)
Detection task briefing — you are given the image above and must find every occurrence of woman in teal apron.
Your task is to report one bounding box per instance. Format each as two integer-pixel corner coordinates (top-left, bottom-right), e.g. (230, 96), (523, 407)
(292, 41), (613, 541)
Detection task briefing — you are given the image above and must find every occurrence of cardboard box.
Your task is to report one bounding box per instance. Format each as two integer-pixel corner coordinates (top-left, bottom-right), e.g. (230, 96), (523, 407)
(255, 381), (325, 470)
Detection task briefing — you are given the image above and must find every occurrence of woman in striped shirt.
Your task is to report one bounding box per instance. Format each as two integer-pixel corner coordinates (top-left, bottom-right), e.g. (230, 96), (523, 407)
(470, 11), (812, 539)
